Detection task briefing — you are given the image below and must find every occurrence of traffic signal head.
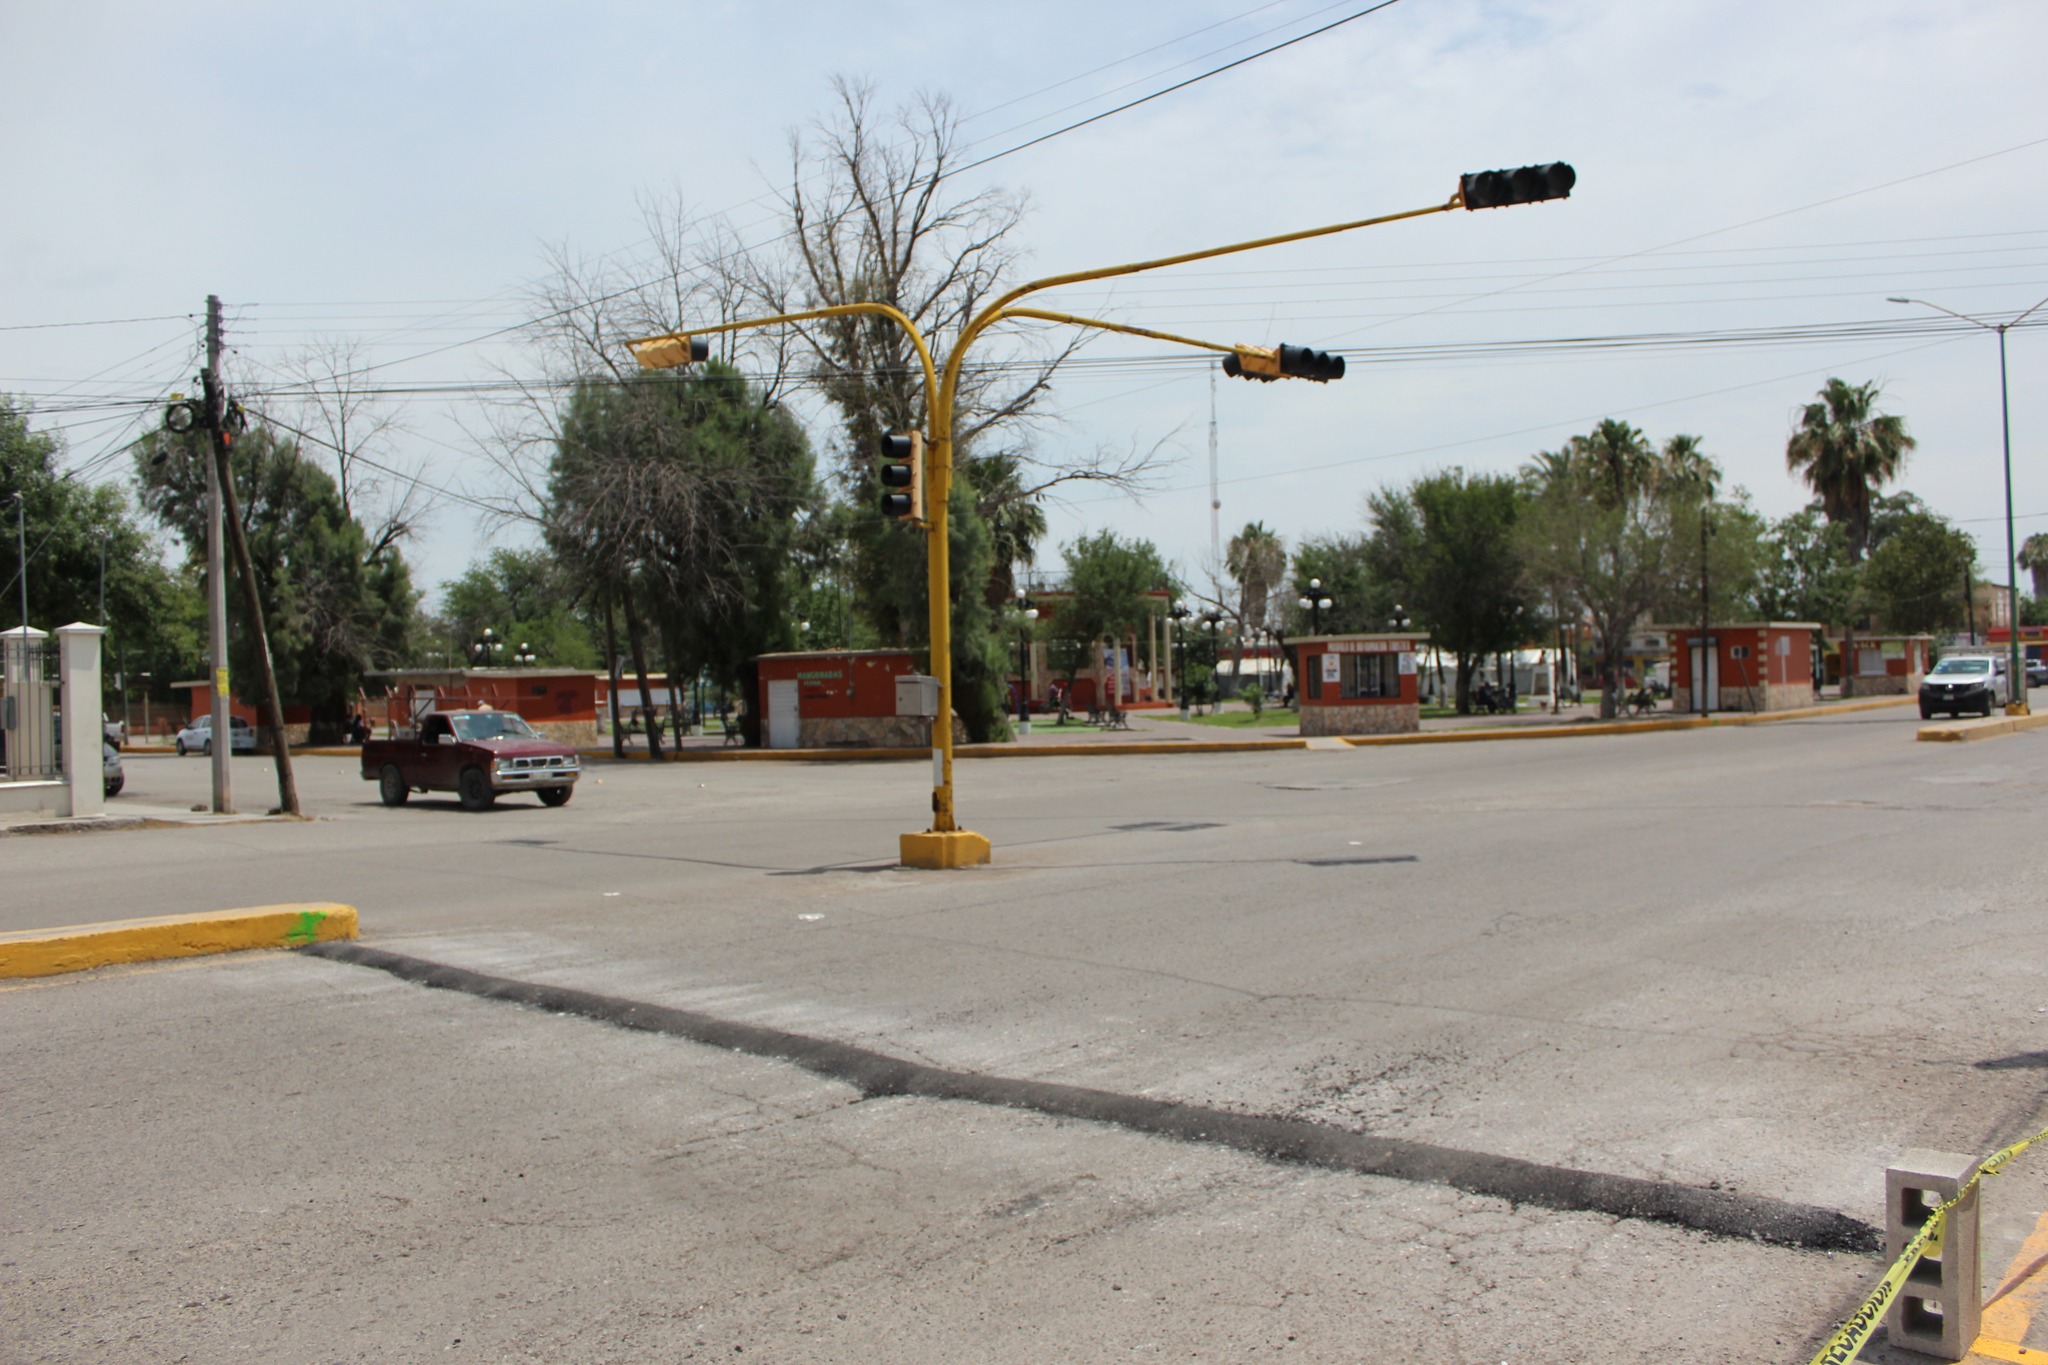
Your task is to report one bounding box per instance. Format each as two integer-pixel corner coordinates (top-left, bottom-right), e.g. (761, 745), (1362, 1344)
(628, 334), (711, 369)
(878, 430), (925, 522)
(1277, 345), (1345, 382)
(1459, 161), (1576, 210)
(1222, 344), (1344, 383)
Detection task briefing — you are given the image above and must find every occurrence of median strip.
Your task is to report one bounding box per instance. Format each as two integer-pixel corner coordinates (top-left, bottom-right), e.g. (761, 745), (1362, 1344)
(0, 903), (357, 979)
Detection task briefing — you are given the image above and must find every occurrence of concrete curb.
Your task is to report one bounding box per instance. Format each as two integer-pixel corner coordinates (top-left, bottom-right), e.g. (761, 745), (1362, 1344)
(1343, 696), (1914, 747)
(0, 903), (358, 980)
(581, 737), (1308, 763)
(1917, 711), (2048, 744)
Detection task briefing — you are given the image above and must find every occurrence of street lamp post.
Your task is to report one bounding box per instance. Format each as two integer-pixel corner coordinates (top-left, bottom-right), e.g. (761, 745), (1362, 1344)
(138, 670), (152, 742)
(1201, 610), (1224, 713)
(1013, 591), (1038, 734)
(1169, 601), (1192, 719)
(1298, 579), (1333, 635)
(471, 628), (503, 667)
(1890, 292), (2048, 713)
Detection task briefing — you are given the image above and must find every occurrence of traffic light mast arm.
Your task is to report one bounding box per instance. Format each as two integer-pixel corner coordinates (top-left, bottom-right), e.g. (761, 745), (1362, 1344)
(997, 308), (1242, 357)
(627, 301), (938, 405)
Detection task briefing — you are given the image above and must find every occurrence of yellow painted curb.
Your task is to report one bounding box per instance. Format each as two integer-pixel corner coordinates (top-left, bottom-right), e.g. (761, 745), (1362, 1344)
(0, 903), (358, 979)
(1919, 711), (2048, 744)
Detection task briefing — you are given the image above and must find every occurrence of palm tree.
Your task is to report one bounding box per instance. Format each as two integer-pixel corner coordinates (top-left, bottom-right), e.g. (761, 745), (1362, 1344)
(1785, 378), (1915, 563)
(1226, 521), (1285, 690)
(2020, 532), (2048, 600)
(970, 450), (1048, 606)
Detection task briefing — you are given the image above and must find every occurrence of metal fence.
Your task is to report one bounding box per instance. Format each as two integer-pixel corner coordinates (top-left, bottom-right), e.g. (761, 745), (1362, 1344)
(1, 634), (60, 782)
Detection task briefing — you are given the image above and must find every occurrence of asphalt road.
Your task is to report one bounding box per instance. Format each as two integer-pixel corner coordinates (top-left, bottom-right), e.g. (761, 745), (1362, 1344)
(8, 711), (2048, 1363)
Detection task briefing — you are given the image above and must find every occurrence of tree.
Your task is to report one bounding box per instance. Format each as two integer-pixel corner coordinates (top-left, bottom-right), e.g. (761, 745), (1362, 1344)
(1225, 522), (1285, 689)
(545, 363), (815, 754)
(135, 422), (419, 736)
(1285, 534), (1384, 637)
(1756, 507), (1860, 628)
(438, 548), (599, 670)
(1378, 470), (1534, 714)
(0, 398), (189, 712)
(1785, 378), (1916, 563)
(2018, 532), (2048, 600)
(1053, 531), (1169, 704)
(1859, 507), (1977, 636)
(1519, 422), (1691, 718)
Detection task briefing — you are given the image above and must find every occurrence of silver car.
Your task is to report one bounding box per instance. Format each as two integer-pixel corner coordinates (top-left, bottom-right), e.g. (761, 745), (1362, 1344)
(175, 714), (257, 755)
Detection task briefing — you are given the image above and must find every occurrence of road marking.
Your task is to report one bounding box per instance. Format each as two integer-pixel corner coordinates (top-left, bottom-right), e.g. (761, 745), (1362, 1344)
(1973, 1208), (2048, 1361)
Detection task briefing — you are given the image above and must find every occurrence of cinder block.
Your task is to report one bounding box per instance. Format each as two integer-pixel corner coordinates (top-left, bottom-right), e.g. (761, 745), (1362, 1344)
(1885, 1149), (1981, 1360)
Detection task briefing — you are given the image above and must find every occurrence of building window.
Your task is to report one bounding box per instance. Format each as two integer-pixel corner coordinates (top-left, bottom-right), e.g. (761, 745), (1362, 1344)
(1340, 652), (1400, 699)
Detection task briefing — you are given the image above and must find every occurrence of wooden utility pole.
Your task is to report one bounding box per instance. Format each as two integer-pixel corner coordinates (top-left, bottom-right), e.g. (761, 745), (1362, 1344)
(202, 298), (233, 812)
(203, 294), (300, 816)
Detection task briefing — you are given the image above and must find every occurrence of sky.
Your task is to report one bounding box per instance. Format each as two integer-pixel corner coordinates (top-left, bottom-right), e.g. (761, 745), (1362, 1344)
(4, 0), (2046, 609)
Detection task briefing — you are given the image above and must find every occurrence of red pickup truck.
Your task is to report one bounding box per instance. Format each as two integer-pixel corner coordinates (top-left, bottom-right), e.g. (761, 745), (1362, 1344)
(362, 710), (581, 810)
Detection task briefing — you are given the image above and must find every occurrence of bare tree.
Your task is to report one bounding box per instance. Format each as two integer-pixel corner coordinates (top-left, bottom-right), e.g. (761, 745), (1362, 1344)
(284, 337), (433, 555)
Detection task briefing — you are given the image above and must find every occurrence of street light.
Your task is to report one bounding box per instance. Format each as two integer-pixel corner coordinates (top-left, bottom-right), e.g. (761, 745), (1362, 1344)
(472, 628), (502, 666)
(1389, 603), (1411, 632)
(1890, 292), (2048, 714)
(1012, 591), (1038, 733)
(1169, 601), (1192, 719)
(1298, 579), (1333, 634)
(512, 642), (537, 667)
(1201, 610), (1225, 712)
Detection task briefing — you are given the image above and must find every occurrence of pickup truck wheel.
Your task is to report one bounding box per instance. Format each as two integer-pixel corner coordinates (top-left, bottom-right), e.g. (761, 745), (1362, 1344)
(378, 763), (410, 806)
(202, 739), (212, 757)
(458, 765), (495, 811)
(537, 786), (572, 808)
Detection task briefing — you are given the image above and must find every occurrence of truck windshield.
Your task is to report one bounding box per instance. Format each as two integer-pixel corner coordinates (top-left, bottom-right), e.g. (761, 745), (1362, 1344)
(1931, 658), (1991, 676)
(451, 713), (540, 741)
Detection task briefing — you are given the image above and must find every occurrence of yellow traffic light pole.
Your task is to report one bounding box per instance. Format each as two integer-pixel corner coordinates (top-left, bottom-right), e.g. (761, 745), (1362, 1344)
(628, 176), (1568, 870)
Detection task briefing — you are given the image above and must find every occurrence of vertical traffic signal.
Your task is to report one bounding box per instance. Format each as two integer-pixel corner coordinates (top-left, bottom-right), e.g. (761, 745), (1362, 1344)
(1458, 162), (1575, 210)
(878, 431), (925, 522)
(1222, 344), (1345, 383)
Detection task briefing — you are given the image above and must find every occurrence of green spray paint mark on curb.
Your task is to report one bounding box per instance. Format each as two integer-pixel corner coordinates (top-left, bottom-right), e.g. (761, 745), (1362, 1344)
(286, 910), (327, 946)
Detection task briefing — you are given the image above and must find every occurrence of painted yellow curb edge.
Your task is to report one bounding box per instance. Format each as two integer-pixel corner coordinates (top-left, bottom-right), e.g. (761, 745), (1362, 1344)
(1919, 711), (2048, 744)
(0, 903), (358, 979)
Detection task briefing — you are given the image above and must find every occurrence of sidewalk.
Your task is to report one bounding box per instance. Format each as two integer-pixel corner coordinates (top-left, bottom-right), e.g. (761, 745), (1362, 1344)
(0, 799), (294, 837)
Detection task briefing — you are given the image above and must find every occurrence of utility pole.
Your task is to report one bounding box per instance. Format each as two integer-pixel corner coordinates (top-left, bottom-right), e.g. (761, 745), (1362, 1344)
(203, 298), (233, 813)
(12, 490), (24, 632)
(1207, 368), (1221, 567)
(203, 294), (301, 816)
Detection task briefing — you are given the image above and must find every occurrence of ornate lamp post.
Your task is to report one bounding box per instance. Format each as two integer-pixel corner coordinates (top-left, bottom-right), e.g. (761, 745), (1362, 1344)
(471, 628), (503, 667)
(1169, 601), (1192, 719)
(1201, 609), (1224, 713)
(1298, 579), (1333, 634)
(1013, 591), (1038, 733)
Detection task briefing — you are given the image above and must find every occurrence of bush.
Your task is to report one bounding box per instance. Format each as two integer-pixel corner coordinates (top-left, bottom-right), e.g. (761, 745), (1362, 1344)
(1239, 683), (1264, 718)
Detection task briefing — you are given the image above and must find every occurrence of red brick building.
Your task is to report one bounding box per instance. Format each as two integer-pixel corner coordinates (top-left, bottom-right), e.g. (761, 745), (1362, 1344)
(1294, 634), (1427, 736)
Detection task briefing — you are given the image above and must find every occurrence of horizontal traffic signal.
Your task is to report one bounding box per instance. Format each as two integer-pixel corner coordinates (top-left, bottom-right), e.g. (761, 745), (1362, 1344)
(627, 334), (711, 369)
(878, 431), (925, 522)
(1459, 161), (1576, 211)
(1222, 344), (1345, 383)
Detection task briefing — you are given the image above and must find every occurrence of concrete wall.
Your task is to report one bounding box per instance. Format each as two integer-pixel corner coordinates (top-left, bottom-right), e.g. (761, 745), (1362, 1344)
(797, 715), (967, 749)
(1299, 703), (1419, 737)
(1671, 680), (1815, 713)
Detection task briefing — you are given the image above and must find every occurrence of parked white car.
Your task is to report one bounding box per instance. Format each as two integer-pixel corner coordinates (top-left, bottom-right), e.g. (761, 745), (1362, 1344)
(175, 714), (257, 755)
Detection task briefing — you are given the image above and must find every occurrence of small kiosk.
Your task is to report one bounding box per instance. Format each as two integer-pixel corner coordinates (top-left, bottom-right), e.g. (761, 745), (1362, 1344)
(1664, 622), (1823, 713)
(754, 649), (948, 750)
(1832, 633), (1934, 698)
(1294, 633), (1426, 736)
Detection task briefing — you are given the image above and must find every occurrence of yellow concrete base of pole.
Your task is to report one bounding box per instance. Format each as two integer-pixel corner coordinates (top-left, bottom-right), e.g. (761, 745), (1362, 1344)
(2007, 701), (2032, 716)
(900, 829), (992, 869)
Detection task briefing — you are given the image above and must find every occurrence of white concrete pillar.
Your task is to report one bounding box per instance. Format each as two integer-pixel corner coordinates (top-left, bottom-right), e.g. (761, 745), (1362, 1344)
(56, 623), (106, 818)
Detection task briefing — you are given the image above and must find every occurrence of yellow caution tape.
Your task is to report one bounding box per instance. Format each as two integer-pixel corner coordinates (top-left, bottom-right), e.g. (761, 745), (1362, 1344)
(1808, 1123), (2048, 1365)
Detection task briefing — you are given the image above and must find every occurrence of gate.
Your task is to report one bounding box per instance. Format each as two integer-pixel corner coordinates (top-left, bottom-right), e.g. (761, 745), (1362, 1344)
(1, 631), (59, 781)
